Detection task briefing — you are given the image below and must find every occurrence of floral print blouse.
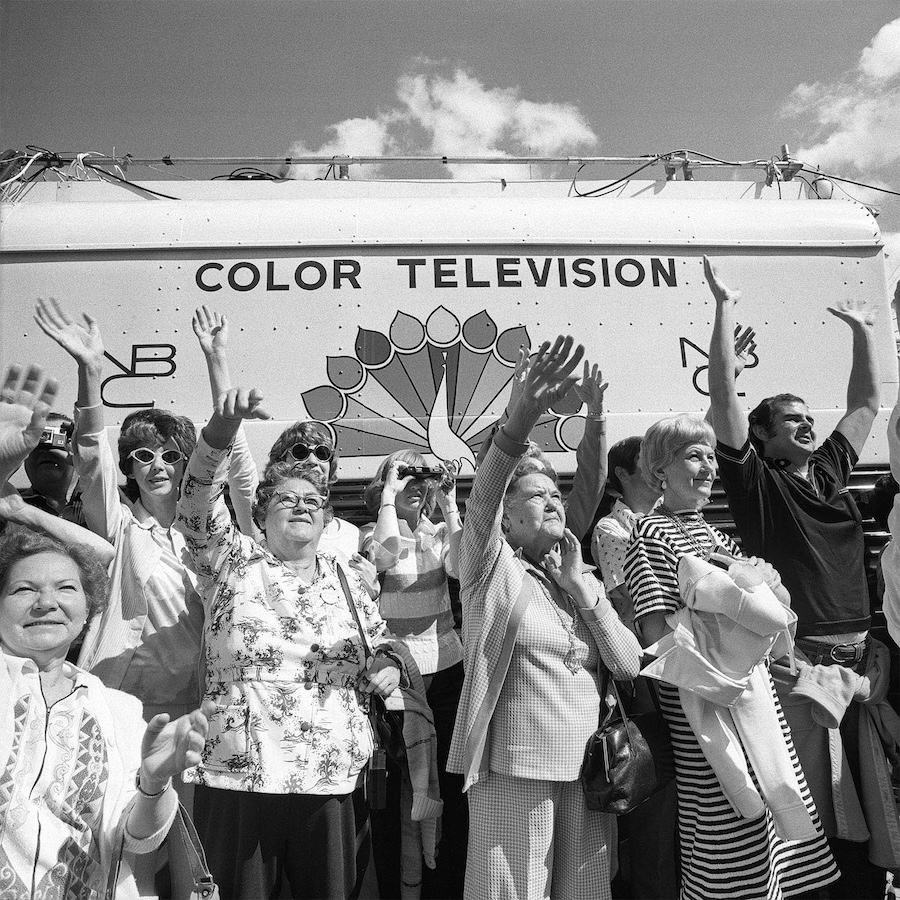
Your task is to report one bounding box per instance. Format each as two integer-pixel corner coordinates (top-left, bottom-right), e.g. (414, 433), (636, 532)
(177, 436), (395, 795)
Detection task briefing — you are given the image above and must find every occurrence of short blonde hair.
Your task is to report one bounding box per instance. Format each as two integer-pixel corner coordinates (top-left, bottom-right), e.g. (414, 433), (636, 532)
(640, 414), (715, 492)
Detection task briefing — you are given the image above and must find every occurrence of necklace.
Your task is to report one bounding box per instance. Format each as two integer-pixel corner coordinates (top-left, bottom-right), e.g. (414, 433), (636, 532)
(526, 559), (582, 674)
(658, 504), (718, 561)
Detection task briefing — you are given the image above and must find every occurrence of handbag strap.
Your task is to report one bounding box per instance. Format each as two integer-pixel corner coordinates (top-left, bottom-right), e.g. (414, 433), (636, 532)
(336, 563), (373, 664)
(104, 804), (215, 899)
(172, 802), (216, 897)
(335, 563), (385, 750)
(105, 832), (125, 900)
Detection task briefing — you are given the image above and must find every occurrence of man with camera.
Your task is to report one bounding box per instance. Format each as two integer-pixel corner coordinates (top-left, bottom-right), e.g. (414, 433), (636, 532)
(21, 411), (83, 522)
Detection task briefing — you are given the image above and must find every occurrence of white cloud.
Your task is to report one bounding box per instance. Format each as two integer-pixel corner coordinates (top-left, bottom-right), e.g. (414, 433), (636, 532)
(283, 117), (395, 179)
(860, 17), (900, 81)
(285, 61), (597, 180)
(781, 16), (900, 174)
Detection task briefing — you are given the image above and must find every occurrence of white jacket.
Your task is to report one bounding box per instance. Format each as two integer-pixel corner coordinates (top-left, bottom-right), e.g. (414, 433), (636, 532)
(642, 555), (815, 840)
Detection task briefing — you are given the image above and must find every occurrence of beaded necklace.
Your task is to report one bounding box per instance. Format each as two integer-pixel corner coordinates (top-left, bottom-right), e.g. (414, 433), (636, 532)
(657, 504), (719, 561)
(525, 558), (582, 674)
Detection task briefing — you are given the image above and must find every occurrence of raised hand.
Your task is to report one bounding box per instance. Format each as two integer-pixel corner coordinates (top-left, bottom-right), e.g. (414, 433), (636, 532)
(733, 324), (757, 379)
(543, 528), (585, 595)
(507, 346), (531, 413)
(434, 458), (459, 511)
(704, 256), (742, 307)
(827, 298), (875, 329)
(216, 387), (271, 421)
(504, 335), (584, 443)
(0, 365), (59, 474)
(139, 702), (211, 792)
(34, 297), (105, 369)
(520, 336), (585, 412)
(192, 305), (229, 357)
(382, 459), (414, 502)
(572, 361), (608, 415)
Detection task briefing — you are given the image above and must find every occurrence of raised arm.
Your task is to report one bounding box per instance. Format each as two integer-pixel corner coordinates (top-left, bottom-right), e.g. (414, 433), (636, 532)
(829, 299), (880, 456)
(369, 460), (415, 568)
(565, 361), (608, 540)
(35, 300), (128, 542)
(461, 336), (584, 588)
(192, 305), (260, 537)
(503, 336), (584, 444)
(705, 256), (749, 449)
(0, 365), (115, 562)
(433, 459), (462, 577)
(34, 297), (105, 433)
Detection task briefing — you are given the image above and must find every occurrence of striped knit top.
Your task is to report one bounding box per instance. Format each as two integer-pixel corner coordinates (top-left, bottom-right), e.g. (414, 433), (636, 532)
(361, 517), (463, 676)
(624, 508), (739, 624)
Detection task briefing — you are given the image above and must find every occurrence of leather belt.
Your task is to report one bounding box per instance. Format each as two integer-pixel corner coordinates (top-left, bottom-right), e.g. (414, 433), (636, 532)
(795, 636), (869, 668)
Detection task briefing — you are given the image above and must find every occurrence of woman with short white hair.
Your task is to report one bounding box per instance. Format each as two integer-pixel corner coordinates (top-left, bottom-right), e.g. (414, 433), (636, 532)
(449, 336), (641, 900)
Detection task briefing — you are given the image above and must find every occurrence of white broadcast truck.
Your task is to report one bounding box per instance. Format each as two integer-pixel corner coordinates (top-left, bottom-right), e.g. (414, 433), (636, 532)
(1, 154), (896, 537)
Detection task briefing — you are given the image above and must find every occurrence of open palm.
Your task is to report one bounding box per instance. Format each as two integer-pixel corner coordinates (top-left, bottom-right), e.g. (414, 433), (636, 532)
(0, 365), (58, 472)
(34, 297), (105, 367)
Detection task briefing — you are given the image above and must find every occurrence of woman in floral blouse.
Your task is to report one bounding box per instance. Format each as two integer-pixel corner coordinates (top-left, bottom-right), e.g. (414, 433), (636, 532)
(177, 385), (404, 900)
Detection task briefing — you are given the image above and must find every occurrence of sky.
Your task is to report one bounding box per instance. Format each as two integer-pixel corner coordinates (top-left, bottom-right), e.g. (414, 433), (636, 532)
(2, 0), (899, 286)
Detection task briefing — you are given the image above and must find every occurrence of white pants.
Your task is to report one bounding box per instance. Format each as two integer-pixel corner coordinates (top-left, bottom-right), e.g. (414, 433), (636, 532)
(465, 772), (616, 900)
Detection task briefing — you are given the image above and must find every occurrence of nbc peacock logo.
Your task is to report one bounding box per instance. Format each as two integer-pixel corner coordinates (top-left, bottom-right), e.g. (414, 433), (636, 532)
(300, 307), (587, 472)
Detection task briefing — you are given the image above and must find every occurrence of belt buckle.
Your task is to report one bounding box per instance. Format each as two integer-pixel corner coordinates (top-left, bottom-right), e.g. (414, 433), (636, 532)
(829, 642), (862, 665)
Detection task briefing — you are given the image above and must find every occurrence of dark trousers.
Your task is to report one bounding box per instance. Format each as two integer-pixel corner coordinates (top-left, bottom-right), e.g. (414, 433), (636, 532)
(611, 677), (680, 900)
(371, 661), (468, 900)
(193, 785), (376, 900)
(825, 702), (890, 900)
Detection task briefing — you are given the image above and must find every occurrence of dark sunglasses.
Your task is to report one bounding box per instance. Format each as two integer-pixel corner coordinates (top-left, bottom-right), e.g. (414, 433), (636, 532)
(283, 443), (334, 463)
(129, 447), (184, 466)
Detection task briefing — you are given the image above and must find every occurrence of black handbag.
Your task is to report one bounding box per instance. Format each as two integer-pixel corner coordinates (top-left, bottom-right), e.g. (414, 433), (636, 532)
(581, 675), (675, 815)
(335, 564), (405, 809)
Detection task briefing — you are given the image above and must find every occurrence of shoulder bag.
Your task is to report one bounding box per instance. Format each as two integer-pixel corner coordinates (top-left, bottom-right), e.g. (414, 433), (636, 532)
(335, 563), (406, 809)
(581, 674), (675, 815)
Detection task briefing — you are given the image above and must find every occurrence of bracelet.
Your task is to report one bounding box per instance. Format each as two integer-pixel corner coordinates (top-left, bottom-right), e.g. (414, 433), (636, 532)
(380, 502), (396, 509)
(443, 506), (460, 516)
(586, 413), (606, 421)
(135, 773), (171, 798)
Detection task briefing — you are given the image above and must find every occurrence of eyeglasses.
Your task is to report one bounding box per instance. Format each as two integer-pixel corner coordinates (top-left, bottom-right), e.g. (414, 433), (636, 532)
(271, 491), (327, 512)
(129, 447), (184, 466)
(283, 443), (334, 463)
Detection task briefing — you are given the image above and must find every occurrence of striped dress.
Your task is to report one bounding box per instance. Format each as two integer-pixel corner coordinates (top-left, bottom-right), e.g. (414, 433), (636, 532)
(624, 510), (839, 900)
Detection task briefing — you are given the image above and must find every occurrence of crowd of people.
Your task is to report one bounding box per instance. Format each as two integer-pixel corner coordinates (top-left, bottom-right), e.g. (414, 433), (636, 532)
(1, 259), (899, 900)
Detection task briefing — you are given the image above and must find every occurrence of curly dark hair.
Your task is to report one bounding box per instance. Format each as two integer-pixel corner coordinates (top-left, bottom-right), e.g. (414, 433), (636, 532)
(0, 525), (109, 622)
(253, 462), (331, 532)
(117, 409), (197, 502)
(747, 394), (806, 455)
(265, 422), (338, 483)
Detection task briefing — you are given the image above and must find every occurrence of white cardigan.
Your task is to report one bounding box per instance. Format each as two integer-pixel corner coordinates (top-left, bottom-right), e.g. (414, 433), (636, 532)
(0, 651), (176, 900)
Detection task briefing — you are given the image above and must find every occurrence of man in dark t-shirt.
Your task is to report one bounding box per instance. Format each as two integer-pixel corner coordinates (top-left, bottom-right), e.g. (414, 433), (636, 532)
(704, 256), (878, 644)
(703, 256), (891, 898)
